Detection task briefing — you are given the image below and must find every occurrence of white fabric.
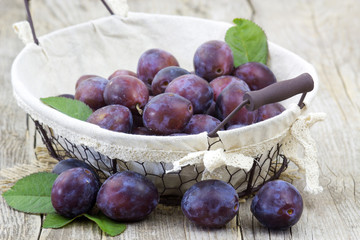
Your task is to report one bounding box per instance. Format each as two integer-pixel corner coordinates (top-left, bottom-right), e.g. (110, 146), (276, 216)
(108, 0), (129, 17)
(13, 21), (33, 45)
(282, 112), (326, 194)
(11, 12), (324, 193)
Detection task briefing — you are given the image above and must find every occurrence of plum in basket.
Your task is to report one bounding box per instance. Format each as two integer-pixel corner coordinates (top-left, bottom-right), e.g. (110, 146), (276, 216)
(103, 75), (149, 113)
(194, 40), (234, 81)
(142, 93), (193, 135)
(87, 104), (133, 133)
(183, 114), (223, 134)
(256, 103), (285, 122)
(151, 66), (190, 95)
(108, 69), (137, 80)
(137, 48), (179, 88)
(216, 80), (258, 127)
(165, 74), (213, 114)
(74, 76), (108, 110)
(233, 62), (276, 91)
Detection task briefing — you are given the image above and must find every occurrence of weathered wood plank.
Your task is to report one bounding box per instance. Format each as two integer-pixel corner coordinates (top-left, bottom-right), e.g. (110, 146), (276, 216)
(39, 217), (102, 240)
(0, 0), (32, 170)
(1, 0), (360, 239)
(128, 0), (253, 22)
(0, 197), (41, 240)
(0, 0), (44, 239)
(249, 1), (360, 239)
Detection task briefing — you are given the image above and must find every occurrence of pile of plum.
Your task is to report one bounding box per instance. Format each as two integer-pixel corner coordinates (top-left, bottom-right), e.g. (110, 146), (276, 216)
(51, 158), (303, 229)
(72, 40), (285, 135)
(51, 40), (303, 229)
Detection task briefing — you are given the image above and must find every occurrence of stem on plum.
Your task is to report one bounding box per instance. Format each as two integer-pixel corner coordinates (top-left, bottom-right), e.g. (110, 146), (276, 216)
(136, 103), (143, 115)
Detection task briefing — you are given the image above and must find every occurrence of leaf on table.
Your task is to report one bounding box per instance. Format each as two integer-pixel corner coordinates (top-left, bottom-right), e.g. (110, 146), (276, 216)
(85, 213), (126, 237)
(2, 172), (58, 214)
(40, 96), (93, 121)
(43, 213), (79, 228)
(225, 18), (268, 67)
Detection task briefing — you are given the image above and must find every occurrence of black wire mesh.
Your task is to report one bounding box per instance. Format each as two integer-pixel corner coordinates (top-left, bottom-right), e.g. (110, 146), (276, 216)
(32, 116), (289, 205)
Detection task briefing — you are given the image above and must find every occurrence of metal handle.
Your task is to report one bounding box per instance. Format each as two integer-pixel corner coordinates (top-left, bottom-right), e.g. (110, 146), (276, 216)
(207, 73), (314, 137)
(24, 0), (114, 45)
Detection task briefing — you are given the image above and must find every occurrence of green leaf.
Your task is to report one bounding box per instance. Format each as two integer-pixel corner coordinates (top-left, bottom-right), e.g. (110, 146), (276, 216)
(40, 96), (93, 121)
(43, 213), (79, 228)
(225, 18), (268, 67)
(2, 172), (58, 214)
(85, 213), (126, 237)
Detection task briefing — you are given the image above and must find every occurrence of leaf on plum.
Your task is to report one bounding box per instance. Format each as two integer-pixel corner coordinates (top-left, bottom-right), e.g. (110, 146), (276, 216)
(225, 18), (268, 67)
(2, 172), (57, 214)
(43, 213), (79, 228)
(84, 213), (126, 237)
(40, 96), (93, 121)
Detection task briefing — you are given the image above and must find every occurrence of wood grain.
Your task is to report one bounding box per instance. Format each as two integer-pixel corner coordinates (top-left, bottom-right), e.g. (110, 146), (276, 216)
(1, 0), (359, 239)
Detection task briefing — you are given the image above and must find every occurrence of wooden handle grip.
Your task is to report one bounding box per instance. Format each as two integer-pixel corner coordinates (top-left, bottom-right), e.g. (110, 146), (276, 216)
(243, 73), (314, 111)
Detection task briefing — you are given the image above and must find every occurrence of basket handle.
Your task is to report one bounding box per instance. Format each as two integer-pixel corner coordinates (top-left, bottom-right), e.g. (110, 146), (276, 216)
(207, 73), (314, 137)
(24, 0), (116, 45)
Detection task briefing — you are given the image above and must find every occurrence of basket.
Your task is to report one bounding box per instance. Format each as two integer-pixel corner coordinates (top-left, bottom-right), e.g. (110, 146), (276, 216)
(11, 0), (324, 204)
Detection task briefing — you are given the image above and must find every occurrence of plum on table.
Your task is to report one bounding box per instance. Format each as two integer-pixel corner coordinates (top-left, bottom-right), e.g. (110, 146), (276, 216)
(51, 167), (100, 218)
(181, 179), (239, 228)
(52, 158), (98, 180)
(251, 180), (303, 229)
(96, 171), (159, 222)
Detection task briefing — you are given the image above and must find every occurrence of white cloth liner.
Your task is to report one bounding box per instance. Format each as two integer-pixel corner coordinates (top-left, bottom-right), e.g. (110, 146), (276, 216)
(11, 11), (324, 194)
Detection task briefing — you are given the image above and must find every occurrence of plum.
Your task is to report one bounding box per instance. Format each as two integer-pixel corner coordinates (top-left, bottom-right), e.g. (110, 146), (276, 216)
(137, 48), (179, 88)
(108, 69), (137, 80)
(183, 114), (223, 134)
(256, 103), (285, 122)
(251, 180), (303, 229)
(103, 75), (149, 113)
(142, 93), (193, 135)
(194, 40), (234, 81)
(216, 80), (257, 127)
(165, 74), (213, 114)
(75, 76), (108, 110)
(96, 171), (159, 222)
(52, 158), (98, 179)
(210, 75), (242, 101)
(87, 105), (133, 133)
(151, 66), (190, 95)
(233, 62), (276, 91)
(181, 180), (239, 228)
(51, 167), (100, 218)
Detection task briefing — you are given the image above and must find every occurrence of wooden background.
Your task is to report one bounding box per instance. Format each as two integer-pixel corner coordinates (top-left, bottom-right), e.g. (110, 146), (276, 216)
(1, 0), (359, 239)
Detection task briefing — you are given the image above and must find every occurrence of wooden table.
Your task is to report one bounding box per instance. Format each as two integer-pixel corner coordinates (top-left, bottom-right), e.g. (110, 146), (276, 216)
(1, 0), (359, 239)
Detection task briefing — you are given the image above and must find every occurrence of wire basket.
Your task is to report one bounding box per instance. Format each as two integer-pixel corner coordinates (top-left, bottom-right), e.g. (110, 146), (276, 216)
(32, 116), (290, 204)
(12, 0), (321, 205)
